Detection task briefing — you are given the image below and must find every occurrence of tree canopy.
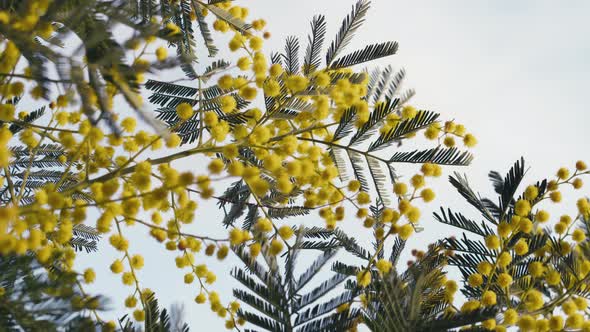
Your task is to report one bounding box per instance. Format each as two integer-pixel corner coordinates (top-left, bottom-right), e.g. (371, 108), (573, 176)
(0, 1), (588, 331)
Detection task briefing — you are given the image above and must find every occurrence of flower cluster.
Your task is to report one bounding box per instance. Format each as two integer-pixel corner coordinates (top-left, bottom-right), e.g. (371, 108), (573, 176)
(0, 0), (488, 330)
(440, 161), (590, 331)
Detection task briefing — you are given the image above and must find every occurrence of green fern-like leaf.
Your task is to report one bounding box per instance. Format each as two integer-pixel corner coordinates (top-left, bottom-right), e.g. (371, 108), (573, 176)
(330, 41), (398, 69)
(368, 110), (439, 151)
(389, 147), (473, 166)
(325, 0), (371, 65)
(303, 15), (327, 74)
(283, 36), (301, 75)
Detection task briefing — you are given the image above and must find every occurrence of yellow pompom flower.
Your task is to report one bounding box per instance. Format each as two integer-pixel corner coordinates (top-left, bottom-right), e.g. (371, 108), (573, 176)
(514, 239), (528, 255)
(460, 300), (480, 313)
(410, 174), (425, 188)
(572, 229), (586, 243)
(516, 217), (533, 233)
(216, 245), (229, 260)
(468, 273), (483, 287)
(463, 133), (477, 147)
(263, 79), (281, 97)
(255, 218), (273, 233)
(0, 104), (15, 121)
(247, 243), (261, 259)
(477, 261), (493, 276)
(250, 178), (269, 197)
(269, 64), (283, 77)
(176, 102), (194, 120)
(524, 185), (538, 200)
(546, 269), (561, 285)
(220, 95), (237, 113)
(269, 239), (284, 255)
(445, 280), (458, 294)
(229, 228), (245, 245)
(252, 19), (266, 30)
(155, 47), (167, 61)
(125, 296), (137, 308)
(278, 225), (294, 240)
(481, 290), (497, 306)
(398, 200), (411, 215)
(376, 259), (392, 275)
(498, 221), (512, 239)
(83, 268), (96, 284)
(535, 210), (549, 223)
(443, 136), (455, 147)
(184, 273), (195, 284)
(315, 72), (330, 87)
(554, 222), (567, 234)
(166, 133), (181, 148)
(213, 19), (230, 32)
(130, 254), (144, 269)
(239, 86), (257, 100)
(523, 289), (543, 311)
(420, 188), (435, 202)
(484, 235), (500, 250)
(263, 153), (282, 172)
(503, 309), (518, 325)
(218, 75), (234, 90)
(443, 121), (456, 133)
(347, 180), (361, 192)
(497, 273), (513, 288)
(517, 315), (535, 331)
(122, 272), (134, 286)
(514, 199), (531, 217)
(557, 167), (569, 180)
(406, 207), (421, 223)
(420, 163), (435, 176)
(110, 259), (124, 274)
(550, 190), (562, 202)
(208, 158), (224, 174)
(228, 162), (244, 176)
(548, 316), (564, 330)
(528, 261), (545, 278)
(357, 191), (370, 205)
(424, 124), (440, 140)
(497, 252), (512, 267)
(573, 297), (587, 310)
(285, 75), (309, 93)
(133, 309), (145, 322)
(249, 36), (263, 51)
(237, 56), (251, 70)
(356, 270), (371, 287)
(562, 300), (577, 315)
(393, 182), (408, 195)
(482, 319), (496, 330)
(192, 292), (206, 305)
(578, 198), (590, 215)
(401, 105), (417, 119)
(398, 223), (414, 240)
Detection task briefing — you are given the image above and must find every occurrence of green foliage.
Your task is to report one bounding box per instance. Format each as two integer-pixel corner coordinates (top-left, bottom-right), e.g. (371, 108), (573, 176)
(232, 228), (359, 332)
(119, 293), (190, 332)
(437, 159), (589, 310)
(0, 255), (101, 331)
(145, 78), (250, 145)
(363, 245), (497, 332)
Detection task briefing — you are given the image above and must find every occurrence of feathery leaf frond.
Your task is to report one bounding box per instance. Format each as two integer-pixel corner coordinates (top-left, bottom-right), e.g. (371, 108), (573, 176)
(326, 0), (371, 65)
(330, 41), (398, 69)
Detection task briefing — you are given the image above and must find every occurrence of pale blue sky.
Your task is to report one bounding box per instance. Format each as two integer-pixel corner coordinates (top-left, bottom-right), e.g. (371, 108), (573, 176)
(80, 1), (590, 330)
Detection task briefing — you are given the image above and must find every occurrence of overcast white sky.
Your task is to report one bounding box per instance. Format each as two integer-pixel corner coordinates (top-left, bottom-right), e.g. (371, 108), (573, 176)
(81, 1), (590, 329)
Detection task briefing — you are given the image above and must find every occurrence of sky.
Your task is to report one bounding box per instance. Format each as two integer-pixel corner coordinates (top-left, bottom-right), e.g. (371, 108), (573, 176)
(79, 1), (590, 329)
